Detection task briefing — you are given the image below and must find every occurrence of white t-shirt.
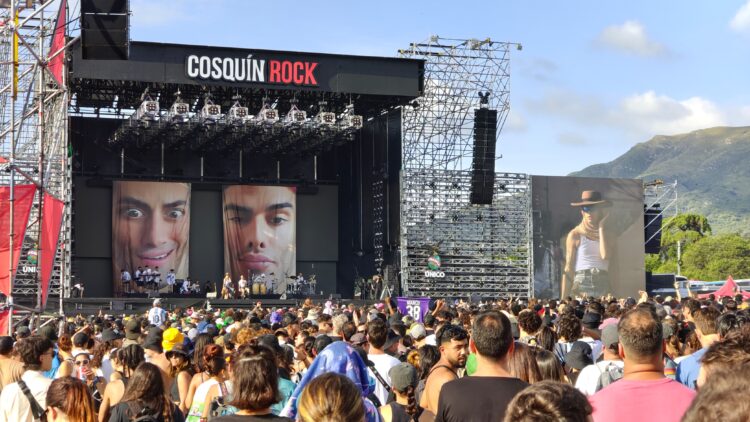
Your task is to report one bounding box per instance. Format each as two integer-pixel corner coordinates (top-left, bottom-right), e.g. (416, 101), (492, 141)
(575, 360), (625, 396)
(424, 334), (436, 346)
(367, 353), (401, 405)
(0, 370), (52, 422)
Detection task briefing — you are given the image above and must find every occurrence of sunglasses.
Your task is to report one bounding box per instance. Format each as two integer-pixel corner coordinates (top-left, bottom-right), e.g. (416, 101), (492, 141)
(581, 206), (595, 213)
(75, 360), (90, 366)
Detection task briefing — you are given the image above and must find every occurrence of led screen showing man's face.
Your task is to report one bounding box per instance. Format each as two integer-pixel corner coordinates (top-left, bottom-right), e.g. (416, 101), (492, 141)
(112, 181), (190, 291)
(223, 185), (296, 281)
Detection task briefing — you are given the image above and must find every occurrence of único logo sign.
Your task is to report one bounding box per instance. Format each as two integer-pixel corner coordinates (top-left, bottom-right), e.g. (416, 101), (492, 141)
(425, 253), (445, 278)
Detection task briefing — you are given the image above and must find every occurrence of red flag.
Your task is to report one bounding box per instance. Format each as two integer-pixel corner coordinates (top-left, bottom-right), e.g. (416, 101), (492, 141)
(40, 193), (64, 308)
(48, 0), (67, 86)
(0, 309), (9, 337)
(0, 185), (37, 296)
(0, 156), (6, 164)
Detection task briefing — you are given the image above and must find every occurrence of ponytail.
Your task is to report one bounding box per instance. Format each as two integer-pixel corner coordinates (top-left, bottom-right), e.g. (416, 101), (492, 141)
(404, 385), (418, 420)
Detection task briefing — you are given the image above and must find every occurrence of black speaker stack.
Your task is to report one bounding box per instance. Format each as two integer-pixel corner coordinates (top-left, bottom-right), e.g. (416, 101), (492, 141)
(470, 108), (498, 205)
(81, 0), (129, 60)
(644, 205), (663, 254)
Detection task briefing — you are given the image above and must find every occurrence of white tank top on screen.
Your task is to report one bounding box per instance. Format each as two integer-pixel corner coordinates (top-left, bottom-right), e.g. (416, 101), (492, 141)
(575, 235), (609, 272)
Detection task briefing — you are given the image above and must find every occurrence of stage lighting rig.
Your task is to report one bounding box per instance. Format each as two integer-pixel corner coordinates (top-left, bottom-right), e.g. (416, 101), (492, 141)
(227, 100), (250, 127)
(134, 91), (159, 123)
(337, 104), (363, 131)
(314, 101), (336, 127)
(199, 98), (222, 125)
(256, 101), (279, 126)
(168, 92), (190, 124)
(284, 100), (307, 128)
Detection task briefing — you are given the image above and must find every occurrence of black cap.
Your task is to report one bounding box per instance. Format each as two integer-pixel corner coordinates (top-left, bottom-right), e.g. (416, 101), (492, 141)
(581, 312), (602, 330)
(101, 328), (123, 342)
(38, 325), (58, 342)
(565, 341), (593, 370)
(124, 319), (142, 340)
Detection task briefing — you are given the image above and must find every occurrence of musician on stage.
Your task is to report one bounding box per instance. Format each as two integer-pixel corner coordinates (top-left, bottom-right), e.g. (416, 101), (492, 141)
(152, 266), (162, 291)
(166, 269), (176, 294)
(143, 266), (153, 293)
(371, 275), (383, 300)
(309, 275), (317, 295)
(121, 269), (132, 294)
(134, 266), (143, 292)
(238, 275), (249, 299)
(222, 273), (235, 299)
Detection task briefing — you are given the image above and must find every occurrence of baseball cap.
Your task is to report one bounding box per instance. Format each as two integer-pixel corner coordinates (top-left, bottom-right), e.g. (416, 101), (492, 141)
(408, 323), (427, 341)
(101, 328), (123, 343)
(125, 319), (142, 340)
(600, 324), (619, 349)
(565, 341), (593, 370)
(581, 312), (602, 330)
(38, 325), (58, 342)
(382, 330), (401, 351)
(389, 363), (418, 392)
(349, 333), (367, 346)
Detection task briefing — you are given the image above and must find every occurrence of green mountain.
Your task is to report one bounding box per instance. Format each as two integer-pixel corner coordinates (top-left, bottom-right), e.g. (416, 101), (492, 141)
(570, 126), (750, 236)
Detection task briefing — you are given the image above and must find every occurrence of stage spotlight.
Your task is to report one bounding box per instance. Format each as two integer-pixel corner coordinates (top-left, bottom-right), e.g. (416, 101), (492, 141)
(257, 102), (279, 125)
(227, 101), (250, 126)
(284, 101), (307, 127)
(338, 104), (363, 130)
(169, 100), (190, 124)
(135, 96), (159, 123)
(314, 101), (336, 126)
(200, 100), (222, 125)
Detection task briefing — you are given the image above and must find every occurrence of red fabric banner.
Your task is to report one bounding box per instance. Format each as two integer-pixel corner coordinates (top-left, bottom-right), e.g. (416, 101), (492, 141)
(40, 193), (64, 308)
(48, 0), (67, 86)
(0, 309), (9, 337)
(0, 185), (37, 296)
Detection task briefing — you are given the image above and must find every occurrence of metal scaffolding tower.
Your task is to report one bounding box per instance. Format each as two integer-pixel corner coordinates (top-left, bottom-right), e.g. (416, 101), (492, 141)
(398, 36), (532, 298)
(0, 1), (71, 319)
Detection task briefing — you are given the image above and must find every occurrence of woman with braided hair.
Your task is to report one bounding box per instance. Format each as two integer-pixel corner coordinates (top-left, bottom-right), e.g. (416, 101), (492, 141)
(98, 344), (145, 422)
(562, 191), (612, 298)
(379, 363), (422, 422)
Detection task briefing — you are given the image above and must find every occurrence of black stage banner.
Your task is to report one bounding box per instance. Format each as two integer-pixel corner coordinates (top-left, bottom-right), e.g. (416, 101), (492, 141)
(70, 40), (424, 97)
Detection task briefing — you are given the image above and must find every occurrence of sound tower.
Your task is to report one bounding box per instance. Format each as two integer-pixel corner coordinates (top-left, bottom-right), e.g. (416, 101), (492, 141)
(81, 0), (129, 60)
(470, 108), (498, 205)
(644, 205), (662, 254)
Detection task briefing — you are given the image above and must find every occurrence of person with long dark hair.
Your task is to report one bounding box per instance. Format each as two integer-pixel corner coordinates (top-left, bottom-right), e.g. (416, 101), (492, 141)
(108, 362), (184, 422)
(98, 345), (145, 422)
(45, 377), (97, 422)
(210, 345), (291, 421)
(379, 363), (421, 422)
(184, 334), (214, 412)
(167, 344), (194, 414)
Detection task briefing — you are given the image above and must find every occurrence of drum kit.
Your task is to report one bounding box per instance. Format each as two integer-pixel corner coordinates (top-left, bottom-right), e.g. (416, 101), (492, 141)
(286, 274), (317, 295)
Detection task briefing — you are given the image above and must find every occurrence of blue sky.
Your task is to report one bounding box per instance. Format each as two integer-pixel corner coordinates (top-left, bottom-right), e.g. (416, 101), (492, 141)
(122, 0), (750, 176)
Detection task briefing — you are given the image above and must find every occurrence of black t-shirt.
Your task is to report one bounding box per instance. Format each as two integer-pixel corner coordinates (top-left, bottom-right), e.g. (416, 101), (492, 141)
(211, 414), (293, 422)
(108, 401), (185, 422)
(435, 376), (528, 422)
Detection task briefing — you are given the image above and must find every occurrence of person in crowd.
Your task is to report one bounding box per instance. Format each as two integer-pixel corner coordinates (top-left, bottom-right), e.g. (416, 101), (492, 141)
(108, 362), (184, 422)
(517, 309), (542, 346)
(575, 323), (623, 395)
(92, 328), (123, 381)
(73, 350), (107, 412)
(297, 373), (365, 422)
(553, 312), (583, 365)
(535, 326), (558, 352)
(186, 344), (227, 421)
(379, 362), (421, 422)
(57, 333), (74, 362)
(508, 341), (542, 384)
(280, 341), (380, 422)
(38, 325), (69, 380)
(45, 377), (97, 422)
(533, 348), (568, 383)
(695, 327), (750, 388)
(366, 318), (401, 406)
(149, 299), (168, 327)
(98, 344), (145, 422)
(676, 306), (720, 389)
(0, 336), (24, 390)
(435, 311), (527, 422)
(504, 381), (593, 422)
(210, 344), (292, 422)
(330, 314), (349, 342)
(0, 336), (55, 422)
(589, 308), (695, 422)
(564, 341), (593, 385)
(419, 324), (468, 416)
(166, 344), (193, 413)
(682, 364), (750, 422)
(579, 311), (604, 361)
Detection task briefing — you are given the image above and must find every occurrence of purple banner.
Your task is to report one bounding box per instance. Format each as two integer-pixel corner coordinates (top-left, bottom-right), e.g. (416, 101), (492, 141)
(397, 297), (431, 322)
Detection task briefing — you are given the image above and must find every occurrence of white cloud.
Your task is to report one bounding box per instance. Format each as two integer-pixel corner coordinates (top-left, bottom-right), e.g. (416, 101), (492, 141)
(730, 1), (750, 33)
(528, 89), (733, 140)
(595, 21), (667, 57)
(503, 108), (527, 132)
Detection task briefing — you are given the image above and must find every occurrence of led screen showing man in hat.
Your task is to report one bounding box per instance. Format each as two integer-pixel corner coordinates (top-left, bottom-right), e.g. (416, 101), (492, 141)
(563, 190), (612, 297)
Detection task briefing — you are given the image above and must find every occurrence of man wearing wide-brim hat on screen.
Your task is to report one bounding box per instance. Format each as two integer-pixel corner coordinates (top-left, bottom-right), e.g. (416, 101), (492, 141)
(562, 190), (612, 298)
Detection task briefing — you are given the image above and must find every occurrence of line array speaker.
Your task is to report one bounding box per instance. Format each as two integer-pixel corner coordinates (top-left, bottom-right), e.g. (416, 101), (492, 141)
(81, 0), (129, 60)
(470, 108), (498, 205)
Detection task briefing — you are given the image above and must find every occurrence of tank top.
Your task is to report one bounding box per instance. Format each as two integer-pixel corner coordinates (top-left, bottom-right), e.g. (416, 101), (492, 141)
(575, 236), (608, 272)
(387, 402), (412, 422)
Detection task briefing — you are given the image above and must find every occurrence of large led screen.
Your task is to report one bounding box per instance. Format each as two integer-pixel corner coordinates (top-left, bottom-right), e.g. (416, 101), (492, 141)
(112, 181), (191, 294)
(532, 176), (644, 299)
(223, 185), (296, 292)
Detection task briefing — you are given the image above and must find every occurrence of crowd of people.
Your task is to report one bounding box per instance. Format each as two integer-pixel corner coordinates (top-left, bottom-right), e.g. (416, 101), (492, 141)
(0, 291), (747, 421)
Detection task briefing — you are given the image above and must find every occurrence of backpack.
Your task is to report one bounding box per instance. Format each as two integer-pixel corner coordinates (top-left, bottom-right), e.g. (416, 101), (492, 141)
(595, 362), (624, 391)
(131, 407), (160, 422)
(208, 382), (237, 420)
